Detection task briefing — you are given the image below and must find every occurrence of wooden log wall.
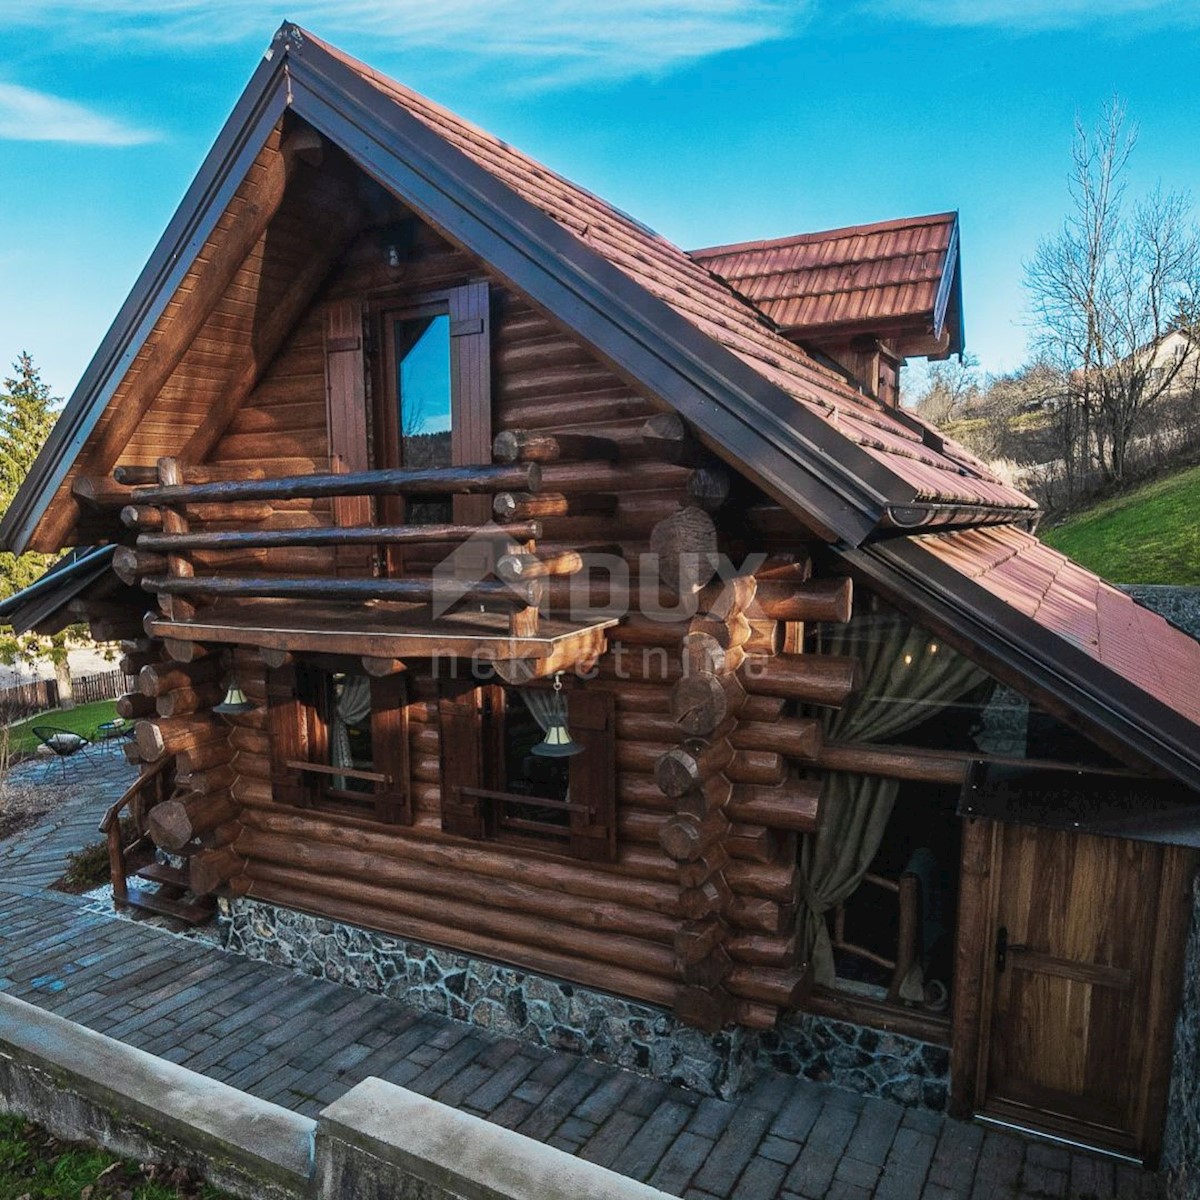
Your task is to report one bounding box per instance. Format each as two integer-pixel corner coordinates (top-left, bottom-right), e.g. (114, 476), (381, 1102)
(74, 199), (875, 1031)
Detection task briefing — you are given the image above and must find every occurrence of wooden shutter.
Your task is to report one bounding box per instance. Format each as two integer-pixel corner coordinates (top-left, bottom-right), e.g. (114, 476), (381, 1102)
(438, 683), (487, 838)
(448, 281), (492, 524)
(370, 673), (411, 825)
(567, 689), (618, 862)
(266, 664), (311, 809)
(324, 298), (373, 574)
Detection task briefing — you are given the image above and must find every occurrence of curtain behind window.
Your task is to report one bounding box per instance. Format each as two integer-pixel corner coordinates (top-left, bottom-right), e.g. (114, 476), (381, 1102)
(799, 600), (990, 987)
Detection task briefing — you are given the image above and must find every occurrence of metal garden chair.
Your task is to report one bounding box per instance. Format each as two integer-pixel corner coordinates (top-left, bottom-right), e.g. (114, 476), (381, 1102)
(32, 726), (96, 779)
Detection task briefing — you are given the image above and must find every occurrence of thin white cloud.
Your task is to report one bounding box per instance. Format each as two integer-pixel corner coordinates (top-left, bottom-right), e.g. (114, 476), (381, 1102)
(863, 0), (1186, 30)
(0, 82), (158, 145)
(0, 2), (806, 84)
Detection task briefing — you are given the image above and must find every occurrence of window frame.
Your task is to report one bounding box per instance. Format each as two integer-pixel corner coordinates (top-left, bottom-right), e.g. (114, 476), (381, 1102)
(438, 680), (617, 862)
(266, 661), (412, 826)
(372, 280), (492, 574)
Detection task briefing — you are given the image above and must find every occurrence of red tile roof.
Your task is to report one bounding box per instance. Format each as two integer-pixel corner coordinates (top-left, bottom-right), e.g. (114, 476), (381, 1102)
(689, 213), (959, 340)
(310, 33), (1030, 516)
(913, 525), (1200, 725)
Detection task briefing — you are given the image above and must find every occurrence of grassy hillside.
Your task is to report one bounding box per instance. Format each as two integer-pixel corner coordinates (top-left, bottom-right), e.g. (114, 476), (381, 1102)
(1041, 464), (1200, 585)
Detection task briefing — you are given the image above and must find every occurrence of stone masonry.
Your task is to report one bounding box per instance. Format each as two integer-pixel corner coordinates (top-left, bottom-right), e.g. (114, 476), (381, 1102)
(220, 897), (951, 1110)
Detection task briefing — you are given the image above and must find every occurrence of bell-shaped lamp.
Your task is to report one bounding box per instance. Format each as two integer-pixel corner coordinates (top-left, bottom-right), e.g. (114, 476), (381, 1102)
(531, 674), (585, 758)
(214, 680), (254, 715)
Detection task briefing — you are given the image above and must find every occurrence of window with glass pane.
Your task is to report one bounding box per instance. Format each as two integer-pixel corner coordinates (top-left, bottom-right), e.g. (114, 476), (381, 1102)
(395, 313), (452, 524)
(322, 671), (375, 794)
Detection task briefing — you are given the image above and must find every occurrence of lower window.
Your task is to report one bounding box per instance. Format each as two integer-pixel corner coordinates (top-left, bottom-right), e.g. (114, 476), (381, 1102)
(438, 681), (617, 862)
(266, 663), (410, 824)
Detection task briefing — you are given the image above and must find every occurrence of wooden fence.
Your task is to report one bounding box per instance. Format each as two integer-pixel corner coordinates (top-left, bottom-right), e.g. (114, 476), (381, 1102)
(0, 668), (136, 722)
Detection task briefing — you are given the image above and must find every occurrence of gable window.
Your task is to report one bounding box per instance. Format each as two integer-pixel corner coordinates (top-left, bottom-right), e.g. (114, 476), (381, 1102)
(266, 663), (411, 825)
(438, 681), (617, 862)
(374, 281), (492, 558)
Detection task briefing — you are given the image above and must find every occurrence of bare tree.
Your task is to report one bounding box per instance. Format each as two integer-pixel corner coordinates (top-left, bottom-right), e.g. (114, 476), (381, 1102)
(1026, 98), (1200, 495)
(908, 353), (980, 425)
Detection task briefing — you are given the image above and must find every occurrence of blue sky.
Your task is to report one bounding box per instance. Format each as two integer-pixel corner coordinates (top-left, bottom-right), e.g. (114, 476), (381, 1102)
(1, 1), (1198, 402)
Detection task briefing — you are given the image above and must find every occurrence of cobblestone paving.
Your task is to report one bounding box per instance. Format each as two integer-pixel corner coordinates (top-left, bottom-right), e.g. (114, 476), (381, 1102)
(0, 754), (1165, 1199)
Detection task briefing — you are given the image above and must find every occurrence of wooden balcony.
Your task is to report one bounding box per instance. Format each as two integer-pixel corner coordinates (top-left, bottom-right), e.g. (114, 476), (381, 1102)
(109, 457), (617, 680)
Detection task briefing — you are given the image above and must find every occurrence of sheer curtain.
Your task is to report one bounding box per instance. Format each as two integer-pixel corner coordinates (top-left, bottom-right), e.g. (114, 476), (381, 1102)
(799, 601), (990, 987)
(332, 674), (372, 789)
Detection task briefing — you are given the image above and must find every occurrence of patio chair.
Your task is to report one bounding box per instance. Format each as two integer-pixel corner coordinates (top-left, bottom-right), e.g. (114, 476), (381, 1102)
(32, 726), (96, 779)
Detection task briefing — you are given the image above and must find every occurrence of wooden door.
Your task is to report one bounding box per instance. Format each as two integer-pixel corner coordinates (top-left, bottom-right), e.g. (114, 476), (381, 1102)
(975, 823), (1186, 1158)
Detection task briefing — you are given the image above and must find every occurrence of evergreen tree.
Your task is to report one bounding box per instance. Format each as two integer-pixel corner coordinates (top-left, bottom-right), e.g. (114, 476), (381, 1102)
(0, 353), (58, 599)
(0, 354), (85, 708)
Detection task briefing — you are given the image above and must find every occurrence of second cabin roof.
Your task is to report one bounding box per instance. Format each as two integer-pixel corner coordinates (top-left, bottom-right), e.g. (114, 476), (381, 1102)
(689, 212), (964, 355)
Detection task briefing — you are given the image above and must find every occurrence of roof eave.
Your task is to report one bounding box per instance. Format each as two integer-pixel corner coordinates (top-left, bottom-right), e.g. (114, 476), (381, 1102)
(0, 44), (291, 555)
(841, 535), (1200, 792)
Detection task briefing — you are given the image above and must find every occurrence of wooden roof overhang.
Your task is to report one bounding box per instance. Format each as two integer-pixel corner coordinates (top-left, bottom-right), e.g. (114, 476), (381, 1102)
(0, 24), (1033, 558)
(839, 531), (1200, 795)
(145, 602), (616, 680)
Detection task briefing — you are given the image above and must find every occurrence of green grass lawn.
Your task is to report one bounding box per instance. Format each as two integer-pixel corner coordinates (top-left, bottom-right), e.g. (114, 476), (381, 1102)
(0, 1113), (233, 1199)
(3, 698), (120, 757)
(1041, 463), (1200, 585)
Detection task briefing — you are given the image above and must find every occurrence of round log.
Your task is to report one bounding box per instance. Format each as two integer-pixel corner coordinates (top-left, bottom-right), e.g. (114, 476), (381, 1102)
(753, 577), (854, 623)
(725, 965), (809, 1008)
(650, 507), (718, 594)
(116, 692), (156, 720)
(188, 844), (246, 896)
(671, 671), (746, 736)
(112, 546), (166, 586)
(133, 717), (225, 762)
(177, 741), (233, 774)
(492, 429), (620, 463)
(740, 654), (862, 706)
(156, 683), (226, 719)
(728, 781), (822, 833)
(730, 719), (822, 760)
(659, 812), (731, 863)
(147, 790), (238, 851)
(496, 550), (584, 582)
(726, 749), (787, 786)
(139, 658), (221, 697)
(654, 737), (734, 799)
(686, 465), (731, 511)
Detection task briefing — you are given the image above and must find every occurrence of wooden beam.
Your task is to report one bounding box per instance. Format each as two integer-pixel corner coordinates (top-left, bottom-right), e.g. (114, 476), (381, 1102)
(142, 572), (542, 608)
(132, 462), (539, 506)
(136, 521), (540, 552)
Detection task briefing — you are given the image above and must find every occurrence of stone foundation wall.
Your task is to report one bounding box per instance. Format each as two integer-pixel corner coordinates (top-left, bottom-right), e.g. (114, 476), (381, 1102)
(758, 1015), (949, 1111)
(1163, 871), (1200, 1200)
(218, 898), (950, 1110)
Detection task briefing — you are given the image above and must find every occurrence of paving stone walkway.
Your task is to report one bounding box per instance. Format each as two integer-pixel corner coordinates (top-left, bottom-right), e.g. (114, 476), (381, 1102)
(0, 753), (1165, 1199)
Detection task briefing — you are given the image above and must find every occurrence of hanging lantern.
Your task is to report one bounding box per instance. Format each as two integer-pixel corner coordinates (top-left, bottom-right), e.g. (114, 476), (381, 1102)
(214, 678), (254, 715)
(532, 674), (585, 758)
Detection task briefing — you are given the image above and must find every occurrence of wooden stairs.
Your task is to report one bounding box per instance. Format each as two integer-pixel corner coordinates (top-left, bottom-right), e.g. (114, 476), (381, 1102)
(100, 759), (217, 926)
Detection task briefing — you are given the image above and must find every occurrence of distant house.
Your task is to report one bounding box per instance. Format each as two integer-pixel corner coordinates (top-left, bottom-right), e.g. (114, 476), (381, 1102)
(1, 23), (1198, 1170)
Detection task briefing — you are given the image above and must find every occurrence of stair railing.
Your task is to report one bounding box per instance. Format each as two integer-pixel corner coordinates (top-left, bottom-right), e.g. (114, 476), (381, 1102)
(99, 755), (175, 904)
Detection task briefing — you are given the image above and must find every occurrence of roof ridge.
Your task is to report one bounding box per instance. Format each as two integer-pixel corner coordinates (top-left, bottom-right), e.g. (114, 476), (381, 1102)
(690, 212), (958, 259)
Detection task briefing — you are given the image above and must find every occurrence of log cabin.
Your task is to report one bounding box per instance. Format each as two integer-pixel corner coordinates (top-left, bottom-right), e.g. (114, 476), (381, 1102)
(2, 23), (1199, 1169)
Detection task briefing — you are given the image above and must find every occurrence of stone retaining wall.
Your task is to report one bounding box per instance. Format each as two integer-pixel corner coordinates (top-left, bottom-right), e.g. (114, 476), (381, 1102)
(219, 896), (952, 1111)
(0, 992), (671, 1200)
(1164, 872), (1200, 1200)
